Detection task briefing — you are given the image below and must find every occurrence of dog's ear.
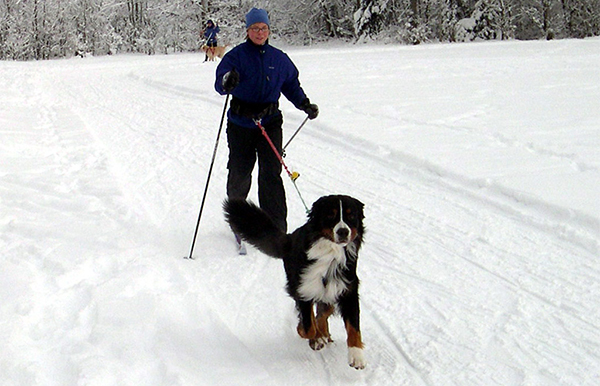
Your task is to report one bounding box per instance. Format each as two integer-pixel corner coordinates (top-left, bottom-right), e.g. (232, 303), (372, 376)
(308, 195), (332, 222)
(350, 197), (365, 220)
(307, 201), (318, 222)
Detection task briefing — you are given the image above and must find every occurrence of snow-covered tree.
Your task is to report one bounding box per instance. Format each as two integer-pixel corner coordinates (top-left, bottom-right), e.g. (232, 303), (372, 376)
(513, 0), (562, 39)
(562, 0), (600, 38)
(273, 0), (355, 44)
(354, 0), (403, 39)
(471, 0), (514, 39)
(1, 0), (599, 60)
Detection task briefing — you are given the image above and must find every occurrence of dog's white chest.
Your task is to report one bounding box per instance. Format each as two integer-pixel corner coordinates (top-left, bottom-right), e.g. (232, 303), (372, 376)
(298, 238), (348, 303)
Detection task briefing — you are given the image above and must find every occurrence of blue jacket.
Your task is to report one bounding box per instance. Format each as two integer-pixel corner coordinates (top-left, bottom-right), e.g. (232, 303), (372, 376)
(204, 25), (219, 45)
(215, 40), (308, 128)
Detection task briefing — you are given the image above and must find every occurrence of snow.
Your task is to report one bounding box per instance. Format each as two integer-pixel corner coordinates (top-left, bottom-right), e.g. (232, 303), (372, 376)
(1, 38), (599, 385)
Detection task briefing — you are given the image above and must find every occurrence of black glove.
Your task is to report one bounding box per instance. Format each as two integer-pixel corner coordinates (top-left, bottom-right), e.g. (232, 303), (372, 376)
(300, 98), (319, 120)
(222, 69), (239, 93)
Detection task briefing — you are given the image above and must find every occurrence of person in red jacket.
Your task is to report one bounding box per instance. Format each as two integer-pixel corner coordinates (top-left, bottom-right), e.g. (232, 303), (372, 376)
(215, 8), (318, 233)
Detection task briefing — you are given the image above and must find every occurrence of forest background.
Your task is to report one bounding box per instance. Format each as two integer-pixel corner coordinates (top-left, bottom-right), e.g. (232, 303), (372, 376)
(1, 0), (599, 61)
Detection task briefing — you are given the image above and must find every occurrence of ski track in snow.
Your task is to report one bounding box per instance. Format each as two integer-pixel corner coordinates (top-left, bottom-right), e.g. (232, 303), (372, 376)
(1, 40), (599, 385)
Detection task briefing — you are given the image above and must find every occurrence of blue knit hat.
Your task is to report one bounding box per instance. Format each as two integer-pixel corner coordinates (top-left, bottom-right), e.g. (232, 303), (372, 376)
(245, 8), (270, 28)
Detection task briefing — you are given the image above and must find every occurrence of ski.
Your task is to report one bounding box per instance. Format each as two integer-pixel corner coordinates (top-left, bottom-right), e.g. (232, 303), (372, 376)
(234, 233), (247, 255)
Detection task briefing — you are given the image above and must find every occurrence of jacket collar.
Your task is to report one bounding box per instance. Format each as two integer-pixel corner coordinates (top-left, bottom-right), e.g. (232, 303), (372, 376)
(245, 38), (270, 50)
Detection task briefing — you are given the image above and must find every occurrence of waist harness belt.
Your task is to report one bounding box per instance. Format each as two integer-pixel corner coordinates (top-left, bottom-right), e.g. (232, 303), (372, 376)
(230, 97), (279, 120)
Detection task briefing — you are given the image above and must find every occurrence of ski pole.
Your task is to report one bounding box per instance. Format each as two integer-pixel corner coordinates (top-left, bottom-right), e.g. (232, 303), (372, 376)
(186, 93), (230, 259)
(282, 116), (309, 155)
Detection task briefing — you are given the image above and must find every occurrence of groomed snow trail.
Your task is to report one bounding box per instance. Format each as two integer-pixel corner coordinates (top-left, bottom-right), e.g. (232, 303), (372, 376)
(1, 40), (599, 385)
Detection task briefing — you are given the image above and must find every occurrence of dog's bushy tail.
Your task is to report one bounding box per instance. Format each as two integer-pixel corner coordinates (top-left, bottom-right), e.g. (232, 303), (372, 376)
(223, 198), (288, 258)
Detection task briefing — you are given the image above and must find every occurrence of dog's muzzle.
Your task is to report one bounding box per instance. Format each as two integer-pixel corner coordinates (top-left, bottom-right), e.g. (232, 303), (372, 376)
(334, 224), (351, 245)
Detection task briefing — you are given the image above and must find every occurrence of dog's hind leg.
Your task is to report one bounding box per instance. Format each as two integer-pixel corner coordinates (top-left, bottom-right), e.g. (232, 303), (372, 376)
(296, 300), (317, 341)
(311, 303), (334, 350)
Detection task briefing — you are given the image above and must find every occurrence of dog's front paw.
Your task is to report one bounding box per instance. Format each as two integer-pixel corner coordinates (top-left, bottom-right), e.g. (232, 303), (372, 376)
(309, 336), (333, 351)
(348, 347), (367, 370)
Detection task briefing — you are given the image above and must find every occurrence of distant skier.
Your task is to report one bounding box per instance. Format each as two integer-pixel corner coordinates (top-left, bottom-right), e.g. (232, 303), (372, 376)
(202, 20), (220, 62)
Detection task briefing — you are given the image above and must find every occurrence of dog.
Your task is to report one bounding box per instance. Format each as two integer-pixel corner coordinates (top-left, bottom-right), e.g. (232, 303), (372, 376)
(223, 195), (367, 369)
(201, 44), (227, 61)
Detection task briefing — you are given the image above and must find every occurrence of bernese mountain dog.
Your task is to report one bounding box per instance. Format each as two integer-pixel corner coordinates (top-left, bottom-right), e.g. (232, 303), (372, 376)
(223, 194), (366, 369)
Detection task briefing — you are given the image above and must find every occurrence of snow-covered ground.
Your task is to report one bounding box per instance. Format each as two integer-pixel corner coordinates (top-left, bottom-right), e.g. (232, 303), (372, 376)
(1, 38), (599, 385)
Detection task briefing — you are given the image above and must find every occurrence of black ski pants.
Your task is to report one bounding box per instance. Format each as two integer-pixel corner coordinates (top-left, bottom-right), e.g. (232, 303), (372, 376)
(226, 116), (287, 232)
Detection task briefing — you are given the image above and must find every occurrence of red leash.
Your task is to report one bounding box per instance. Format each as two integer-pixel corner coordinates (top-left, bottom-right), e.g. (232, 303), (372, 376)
(255, 119), (299, 181)
(254, 119), (308, 212)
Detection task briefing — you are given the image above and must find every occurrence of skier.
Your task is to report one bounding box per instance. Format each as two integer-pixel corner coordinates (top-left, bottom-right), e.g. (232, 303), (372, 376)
(202, 20), (220, 62)
(214, 8), (318, 236)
